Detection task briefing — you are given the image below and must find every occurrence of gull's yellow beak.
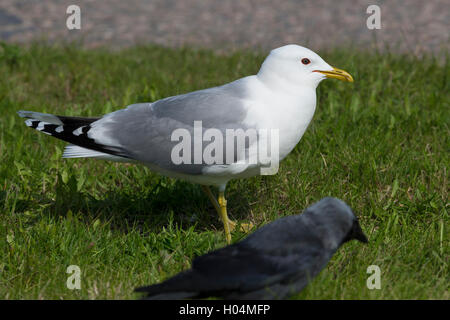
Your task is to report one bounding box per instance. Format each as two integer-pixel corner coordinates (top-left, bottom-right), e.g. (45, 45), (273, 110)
(314, 67), (354, 82)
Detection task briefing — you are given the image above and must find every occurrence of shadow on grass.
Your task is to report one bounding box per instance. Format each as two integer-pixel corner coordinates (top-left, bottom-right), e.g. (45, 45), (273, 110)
(1, 190), (34, 214)
(34, 178), (253, 234)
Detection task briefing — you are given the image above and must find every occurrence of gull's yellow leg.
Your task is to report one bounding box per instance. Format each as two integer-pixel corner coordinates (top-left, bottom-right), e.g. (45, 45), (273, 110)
(201, 186), (254, 241)
(218, 191), (232, 244)
(202, 186), (232, 243)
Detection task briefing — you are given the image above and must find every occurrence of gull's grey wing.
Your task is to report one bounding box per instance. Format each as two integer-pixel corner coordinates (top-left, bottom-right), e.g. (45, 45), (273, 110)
(152, 80), (250, 128)
(85, 79), (252, 174)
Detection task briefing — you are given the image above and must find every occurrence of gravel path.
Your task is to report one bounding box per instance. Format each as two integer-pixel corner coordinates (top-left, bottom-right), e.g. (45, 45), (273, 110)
(0, 0), (448, 53)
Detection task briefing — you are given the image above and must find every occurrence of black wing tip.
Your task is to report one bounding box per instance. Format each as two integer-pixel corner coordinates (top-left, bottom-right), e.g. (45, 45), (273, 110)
(20, 117), (129, 159)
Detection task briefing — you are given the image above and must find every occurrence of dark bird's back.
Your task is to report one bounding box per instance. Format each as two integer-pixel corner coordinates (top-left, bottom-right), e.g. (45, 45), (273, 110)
(135, 197), (368, 299)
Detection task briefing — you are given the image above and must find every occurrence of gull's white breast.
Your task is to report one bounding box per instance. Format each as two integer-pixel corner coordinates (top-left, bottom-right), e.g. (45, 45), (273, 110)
(199, 76), (317, 185)
(242, 76), (317, 161)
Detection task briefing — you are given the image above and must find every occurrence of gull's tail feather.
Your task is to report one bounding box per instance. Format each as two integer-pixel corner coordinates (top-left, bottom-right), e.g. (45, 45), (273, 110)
(18, 110), (129, 160)
(62, 144), (127, 161)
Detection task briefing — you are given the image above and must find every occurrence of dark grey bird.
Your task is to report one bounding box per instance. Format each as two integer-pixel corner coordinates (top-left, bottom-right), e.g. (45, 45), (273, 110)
(135, 197), (368, 300)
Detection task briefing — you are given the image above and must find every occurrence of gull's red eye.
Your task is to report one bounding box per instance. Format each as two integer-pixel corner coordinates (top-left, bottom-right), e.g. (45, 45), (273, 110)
(301, 58), (311, 65)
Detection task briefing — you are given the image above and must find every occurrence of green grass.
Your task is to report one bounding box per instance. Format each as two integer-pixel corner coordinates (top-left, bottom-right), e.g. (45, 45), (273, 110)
(0, 42), (448, 299)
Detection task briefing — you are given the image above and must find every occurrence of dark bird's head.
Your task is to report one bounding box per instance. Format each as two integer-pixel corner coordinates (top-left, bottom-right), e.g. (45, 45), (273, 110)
(306, 197), (368, 246)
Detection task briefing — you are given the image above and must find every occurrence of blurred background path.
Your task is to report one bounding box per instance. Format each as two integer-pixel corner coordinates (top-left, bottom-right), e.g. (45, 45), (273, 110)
(0, 0), (448, 53)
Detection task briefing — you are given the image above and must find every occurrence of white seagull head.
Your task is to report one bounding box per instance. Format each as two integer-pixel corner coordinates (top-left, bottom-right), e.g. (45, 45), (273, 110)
(257, 44), (353, 90)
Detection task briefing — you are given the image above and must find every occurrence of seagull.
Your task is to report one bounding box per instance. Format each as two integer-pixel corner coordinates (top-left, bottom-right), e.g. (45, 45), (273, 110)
(135, 197), (368, 300)
(18, 45), (353, 244)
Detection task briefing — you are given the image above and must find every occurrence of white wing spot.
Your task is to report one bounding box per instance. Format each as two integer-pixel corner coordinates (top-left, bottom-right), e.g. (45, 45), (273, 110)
(72, 127), (84, 136)
(55, 126), (64, 133)
(36, 122), (45, 131)
(25, 119), (34, 127)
